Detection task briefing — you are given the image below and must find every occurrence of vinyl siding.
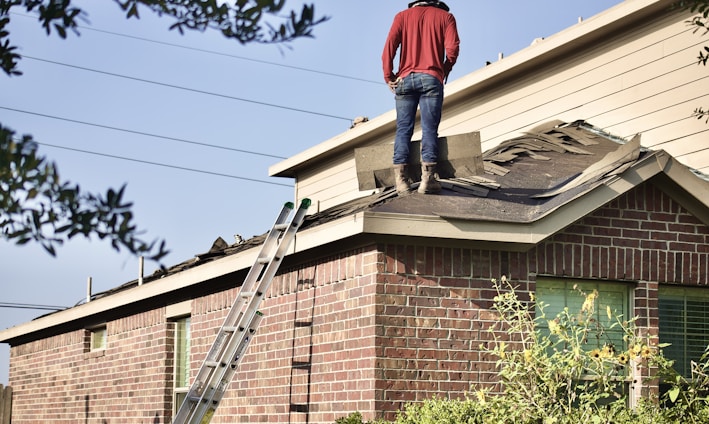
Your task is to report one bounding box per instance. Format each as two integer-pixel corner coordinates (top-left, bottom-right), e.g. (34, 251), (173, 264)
(293, 3), (709, 212)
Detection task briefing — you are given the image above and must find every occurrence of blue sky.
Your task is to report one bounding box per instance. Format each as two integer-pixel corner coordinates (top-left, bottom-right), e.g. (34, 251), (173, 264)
(0, 0), (623, 384)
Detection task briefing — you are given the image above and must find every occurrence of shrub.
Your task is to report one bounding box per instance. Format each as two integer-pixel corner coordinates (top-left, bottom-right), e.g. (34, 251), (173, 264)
(334, 278), (709, 423)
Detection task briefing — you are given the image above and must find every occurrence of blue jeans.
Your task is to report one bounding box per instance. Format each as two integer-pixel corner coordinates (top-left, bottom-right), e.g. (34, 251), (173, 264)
(392, 72), (444, 165)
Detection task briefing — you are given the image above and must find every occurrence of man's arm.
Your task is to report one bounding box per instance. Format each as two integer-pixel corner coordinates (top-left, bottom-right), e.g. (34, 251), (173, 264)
(443, 13), (460, 80)
(382, 15), (403, 83)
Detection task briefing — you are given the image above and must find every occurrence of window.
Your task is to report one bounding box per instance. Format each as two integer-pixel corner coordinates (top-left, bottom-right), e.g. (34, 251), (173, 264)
(536, 279), (631, 352)
(659, 286), (709, 377)
(535, 278), (633, 403)
(174, 316), (191, 415)
(90, 326), (107, 351)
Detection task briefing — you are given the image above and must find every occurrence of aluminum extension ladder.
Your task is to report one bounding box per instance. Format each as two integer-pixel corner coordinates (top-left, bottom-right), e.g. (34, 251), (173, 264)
(172, 198), (311, 424)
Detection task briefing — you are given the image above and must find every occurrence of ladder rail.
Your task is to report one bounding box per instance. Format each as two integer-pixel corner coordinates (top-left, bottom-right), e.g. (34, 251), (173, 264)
(172, 199), (310, 424)
(183, 313), (264, 423)
(173, 201), (296, 423)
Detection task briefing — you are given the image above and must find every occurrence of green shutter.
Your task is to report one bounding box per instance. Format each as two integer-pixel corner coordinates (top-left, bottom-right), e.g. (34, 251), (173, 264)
(659, 287), (709, 378)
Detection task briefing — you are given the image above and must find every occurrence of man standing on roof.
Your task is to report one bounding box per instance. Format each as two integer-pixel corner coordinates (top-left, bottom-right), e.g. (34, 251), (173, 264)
(383, 0), (460, 195)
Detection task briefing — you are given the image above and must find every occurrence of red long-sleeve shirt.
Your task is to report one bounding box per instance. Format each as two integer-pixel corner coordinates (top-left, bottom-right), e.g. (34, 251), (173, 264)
(382, 5), (460, 84)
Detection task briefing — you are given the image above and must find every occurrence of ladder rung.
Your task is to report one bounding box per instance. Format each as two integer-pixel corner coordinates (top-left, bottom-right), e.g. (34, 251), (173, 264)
(273, 223), (289, 231)
(205, 361), (222, 368)
(292, 361), (311, 369)
(222, 326), (237, 333)
(290, 404), (309, 413)
(240, 291), (255, 298)
(257, 257), (271, 264)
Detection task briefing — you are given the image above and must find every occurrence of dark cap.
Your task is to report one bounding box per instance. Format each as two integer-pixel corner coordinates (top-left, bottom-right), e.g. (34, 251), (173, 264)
(407, 0), (450, 12)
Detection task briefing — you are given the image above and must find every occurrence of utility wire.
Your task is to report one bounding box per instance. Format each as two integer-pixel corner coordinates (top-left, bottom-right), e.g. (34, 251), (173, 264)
(87, 25), (383, 86)
(37, 141), (294, 188)
(10, 12), (384, 86)
(23, 55), (354, 122)
(0, 105), (288, 159)
(0, 302), (68, 311)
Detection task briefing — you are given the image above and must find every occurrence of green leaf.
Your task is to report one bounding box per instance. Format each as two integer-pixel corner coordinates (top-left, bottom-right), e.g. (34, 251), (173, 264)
(669, 386), (680, 403)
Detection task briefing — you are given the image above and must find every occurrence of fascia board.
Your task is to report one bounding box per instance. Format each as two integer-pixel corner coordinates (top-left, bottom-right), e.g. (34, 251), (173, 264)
(651, 151), (709, 225)
(268, 111), (396, 178)
(0, 246), (259, 343)
(0, 215), (367, 344)
(285, 212), (367, 253)
(357, 152), (672, 246)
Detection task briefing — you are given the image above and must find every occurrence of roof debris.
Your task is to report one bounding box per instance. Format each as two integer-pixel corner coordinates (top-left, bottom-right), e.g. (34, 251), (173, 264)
(78, 120), (649, 302)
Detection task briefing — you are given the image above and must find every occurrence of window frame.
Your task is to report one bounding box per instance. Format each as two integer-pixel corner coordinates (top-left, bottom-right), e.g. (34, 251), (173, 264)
(88, 325), (107, 351)
(535, 278), (633, 353)
(534, 277), (634, 402)
(173, 315), (191, 416)
(658, 285), (709, 378)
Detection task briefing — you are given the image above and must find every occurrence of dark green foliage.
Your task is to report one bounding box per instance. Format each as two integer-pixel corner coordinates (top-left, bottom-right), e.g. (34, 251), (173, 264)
(1, 123), (168, 262)
(0, 0), (328, 76)
(0, 0), (326, 260)
(333, 281), (709, 424)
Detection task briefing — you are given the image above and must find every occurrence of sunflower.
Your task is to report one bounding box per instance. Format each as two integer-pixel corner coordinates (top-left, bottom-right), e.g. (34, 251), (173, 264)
(617, 352), (629, 365)
(601, 345), (615, 358)
(631, 344), (643, 356)
(589, 349), (602, 359)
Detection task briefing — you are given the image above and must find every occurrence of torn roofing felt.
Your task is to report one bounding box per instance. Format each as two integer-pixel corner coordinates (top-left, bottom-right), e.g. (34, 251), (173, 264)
(82, 120), (655, 301)
(309, 119), (648, 225)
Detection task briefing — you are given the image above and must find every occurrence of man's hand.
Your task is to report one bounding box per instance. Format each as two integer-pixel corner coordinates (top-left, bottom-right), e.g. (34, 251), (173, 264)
(388, 77), (402, 93)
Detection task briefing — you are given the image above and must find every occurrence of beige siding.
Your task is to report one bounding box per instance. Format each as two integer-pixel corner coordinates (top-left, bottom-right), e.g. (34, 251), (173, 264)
(294, 4), (709, 211)
(295, 153), (377, 212)
(445, 10), (709, 171)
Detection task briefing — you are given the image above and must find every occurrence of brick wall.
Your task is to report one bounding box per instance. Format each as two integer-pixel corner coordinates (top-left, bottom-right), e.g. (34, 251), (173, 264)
(373, 183), (709, 420)
(8, 182), (709, 423)
(9, 309), (173, 423)
(198, 245), (381, 424)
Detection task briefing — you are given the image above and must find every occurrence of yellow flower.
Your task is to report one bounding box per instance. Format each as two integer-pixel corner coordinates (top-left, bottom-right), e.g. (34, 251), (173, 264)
(475, 390), (486, 405)
(548, 319), (560, 335)
(589, 349), (601, 359)
(617, 352), (629, 365)
(582, 290), (598, 314)
(600, 345), (615, 358)
(524, 349), (533, 363)
(641, 345), (652, 358)
(631, 344), (643, 356)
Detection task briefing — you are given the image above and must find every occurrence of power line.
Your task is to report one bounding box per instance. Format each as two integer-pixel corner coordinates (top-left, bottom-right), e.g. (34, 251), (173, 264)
(10, 12), (384, 86)
(87, 25), (384, 86)
(0, 302), (67, 311)
(0, 105), (288, 160)
(36, 141), (294, 188)
(23, 55), (354, 122)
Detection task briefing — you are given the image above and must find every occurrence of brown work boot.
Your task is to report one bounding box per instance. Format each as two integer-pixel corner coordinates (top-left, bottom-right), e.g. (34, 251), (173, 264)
(393, 164), (412, 194)
(418, 162), (442, 194)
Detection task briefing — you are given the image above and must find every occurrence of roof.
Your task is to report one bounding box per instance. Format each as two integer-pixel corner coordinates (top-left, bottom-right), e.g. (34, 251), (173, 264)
(302, 120), (660, 224)
(2, 119), (708, 344)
